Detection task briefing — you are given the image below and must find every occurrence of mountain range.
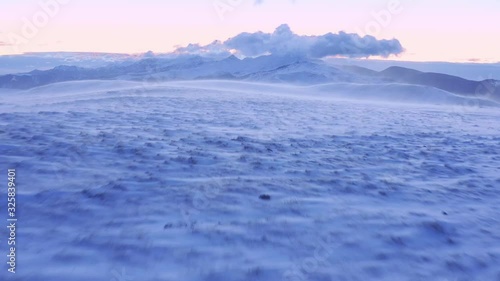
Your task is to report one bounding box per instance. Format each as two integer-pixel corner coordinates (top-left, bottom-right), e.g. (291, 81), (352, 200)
(1, 54), (499, 103)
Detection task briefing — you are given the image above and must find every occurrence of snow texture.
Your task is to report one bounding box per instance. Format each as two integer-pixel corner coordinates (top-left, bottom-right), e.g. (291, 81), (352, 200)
(1, 80), (499, 281)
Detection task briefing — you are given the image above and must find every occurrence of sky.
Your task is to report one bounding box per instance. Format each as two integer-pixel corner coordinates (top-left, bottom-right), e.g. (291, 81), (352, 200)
(0, 0), (499, 62)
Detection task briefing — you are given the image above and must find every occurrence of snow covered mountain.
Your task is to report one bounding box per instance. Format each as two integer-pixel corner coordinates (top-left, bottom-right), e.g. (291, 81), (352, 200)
(1, 53), (499, 281)
(1, 54), (499, 104)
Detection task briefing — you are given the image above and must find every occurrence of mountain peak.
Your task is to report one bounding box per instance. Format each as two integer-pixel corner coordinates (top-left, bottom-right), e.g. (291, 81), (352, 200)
(223, 55), (240, 62)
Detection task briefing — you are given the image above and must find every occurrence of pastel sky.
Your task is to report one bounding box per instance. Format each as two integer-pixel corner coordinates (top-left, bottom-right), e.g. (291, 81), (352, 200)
(0, 0), (499, 62)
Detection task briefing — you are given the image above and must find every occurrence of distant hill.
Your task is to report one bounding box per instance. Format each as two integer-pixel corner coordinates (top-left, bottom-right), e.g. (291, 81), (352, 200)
(340, 65), (500, 102)
(379, 66), (498, 99)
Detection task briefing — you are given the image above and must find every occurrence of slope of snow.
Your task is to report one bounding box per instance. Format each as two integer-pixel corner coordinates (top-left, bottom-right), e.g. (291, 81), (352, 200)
(311, 83), (500, 106)
(0, 81), (499, 281)
(8, 79), (495, 108)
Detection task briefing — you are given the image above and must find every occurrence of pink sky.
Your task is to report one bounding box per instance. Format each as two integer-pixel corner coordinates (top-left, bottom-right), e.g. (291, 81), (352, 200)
(1, 0), (499, 62)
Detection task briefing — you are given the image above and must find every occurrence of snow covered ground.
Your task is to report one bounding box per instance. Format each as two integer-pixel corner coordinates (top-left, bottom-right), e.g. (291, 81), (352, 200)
(0, 80), (499, 281)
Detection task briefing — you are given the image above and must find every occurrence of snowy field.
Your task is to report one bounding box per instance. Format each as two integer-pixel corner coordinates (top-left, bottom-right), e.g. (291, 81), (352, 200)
(1, 80), (499, 281)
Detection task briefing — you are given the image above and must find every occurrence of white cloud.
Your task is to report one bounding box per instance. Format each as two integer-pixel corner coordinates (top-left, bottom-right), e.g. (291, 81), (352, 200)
(174, 24), (403, 59)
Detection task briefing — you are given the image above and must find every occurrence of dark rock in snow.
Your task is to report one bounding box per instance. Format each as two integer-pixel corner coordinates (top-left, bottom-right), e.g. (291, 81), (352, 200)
(259, 194), (271, 201)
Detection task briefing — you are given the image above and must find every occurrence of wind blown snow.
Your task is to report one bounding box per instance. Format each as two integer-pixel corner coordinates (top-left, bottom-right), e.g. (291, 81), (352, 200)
(0, 81), (499, 281)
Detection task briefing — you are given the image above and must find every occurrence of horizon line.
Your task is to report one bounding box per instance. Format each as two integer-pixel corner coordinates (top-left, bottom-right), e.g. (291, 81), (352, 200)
(1, 51), (499, 65)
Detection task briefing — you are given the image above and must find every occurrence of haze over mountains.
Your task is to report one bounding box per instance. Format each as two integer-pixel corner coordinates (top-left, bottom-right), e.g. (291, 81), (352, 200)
(1, 53), (499, 104)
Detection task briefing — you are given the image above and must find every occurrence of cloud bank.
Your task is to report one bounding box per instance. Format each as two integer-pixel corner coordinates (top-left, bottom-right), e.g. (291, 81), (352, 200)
(175, 24), (404, 59)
